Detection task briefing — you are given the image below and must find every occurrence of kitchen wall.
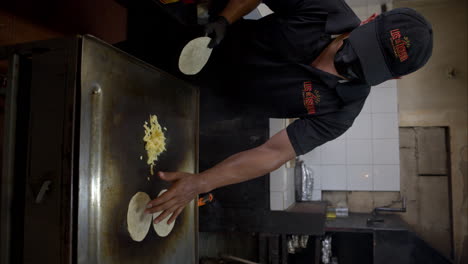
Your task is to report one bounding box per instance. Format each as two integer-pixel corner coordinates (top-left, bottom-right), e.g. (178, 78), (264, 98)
(302, 80), (400, 192)
(393, 0), (467, 262)
(268, 0), (467, 262)
(324, 0), (468, 261)
(269, 2), (399, 209)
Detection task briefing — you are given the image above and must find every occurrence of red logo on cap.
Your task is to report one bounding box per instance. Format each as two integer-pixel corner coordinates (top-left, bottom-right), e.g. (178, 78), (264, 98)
(302, 81), (320, 114)
(390, 29), (410, 62)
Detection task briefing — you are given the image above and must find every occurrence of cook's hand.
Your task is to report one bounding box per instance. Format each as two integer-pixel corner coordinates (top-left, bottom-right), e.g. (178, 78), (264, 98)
(204, 16), (230, 48)
(145, 171), (203, 225)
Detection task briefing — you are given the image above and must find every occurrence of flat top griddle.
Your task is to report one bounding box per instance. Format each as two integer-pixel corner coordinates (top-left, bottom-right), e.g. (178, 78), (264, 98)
(78, 35), (198, 264)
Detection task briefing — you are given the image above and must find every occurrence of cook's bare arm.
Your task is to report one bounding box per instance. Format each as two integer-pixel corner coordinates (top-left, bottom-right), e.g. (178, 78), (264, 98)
(146, 129), (296, 224)
(199, 129), (295, 193)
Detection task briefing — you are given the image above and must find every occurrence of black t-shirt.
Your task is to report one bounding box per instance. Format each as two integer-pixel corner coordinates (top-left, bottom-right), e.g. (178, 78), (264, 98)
(204, 0), (370, 155)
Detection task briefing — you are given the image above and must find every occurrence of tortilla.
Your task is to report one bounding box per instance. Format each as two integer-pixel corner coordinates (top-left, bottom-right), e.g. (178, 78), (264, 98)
(152, 189), (175, 237)
(127, 192), (153, 242)
(178, 37), (213, 75)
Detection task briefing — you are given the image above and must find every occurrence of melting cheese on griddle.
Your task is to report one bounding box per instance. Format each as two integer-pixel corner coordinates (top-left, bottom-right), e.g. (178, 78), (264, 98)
(143, 115), (166, 175)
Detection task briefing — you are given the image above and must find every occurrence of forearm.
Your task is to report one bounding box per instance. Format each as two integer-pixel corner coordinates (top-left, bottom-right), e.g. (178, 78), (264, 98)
(219, 0), (262, 23)
(198, 130), (296, 193)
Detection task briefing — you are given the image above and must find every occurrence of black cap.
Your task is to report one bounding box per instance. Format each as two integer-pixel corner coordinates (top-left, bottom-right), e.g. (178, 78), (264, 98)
(348, 8), (433, 86)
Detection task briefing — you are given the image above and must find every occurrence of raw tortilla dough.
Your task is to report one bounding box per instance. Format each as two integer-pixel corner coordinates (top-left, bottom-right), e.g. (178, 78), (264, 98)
(153, 189), (175, 237)
(127, 192), (153, 242)
(178, 37), (213, 75)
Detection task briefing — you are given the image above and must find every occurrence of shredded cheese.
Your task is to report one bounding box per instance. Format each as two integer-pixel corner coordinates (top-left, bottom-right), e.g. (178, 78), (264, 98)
(143, 115), (166, 175)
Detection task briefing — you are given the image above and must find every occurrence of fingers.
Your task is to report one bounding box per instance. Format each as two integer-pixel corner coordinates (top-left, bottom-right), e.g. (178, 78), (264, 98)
(153, 205), (178, 224)
(158, 171), (186, 182)
(167, 206), (184, 225)
(146, 190), (172, 210)
(146, 195), (178, 214)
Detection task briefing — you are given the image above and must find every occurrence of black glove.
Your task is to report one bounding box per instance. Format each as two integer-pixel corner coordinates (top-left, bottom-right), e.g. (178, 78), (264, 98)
(204, 16), (230, 48)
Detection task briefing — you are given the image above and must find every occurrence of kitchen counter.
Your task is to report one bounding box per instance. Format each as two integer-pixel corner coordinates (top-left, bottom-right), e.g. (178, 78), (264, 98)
(325, 212), (410, 232)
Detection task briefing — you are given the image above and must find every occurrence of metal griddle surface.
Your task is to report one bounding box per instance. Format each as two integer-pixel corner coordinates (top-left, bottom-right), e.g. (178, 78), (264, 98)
(78, 35), (198, 264)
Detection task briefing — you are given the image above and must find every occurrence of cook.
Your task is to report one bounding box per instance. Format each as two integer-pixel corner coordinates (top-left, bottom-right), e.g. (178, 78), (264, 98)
(144, 0), (433, 225)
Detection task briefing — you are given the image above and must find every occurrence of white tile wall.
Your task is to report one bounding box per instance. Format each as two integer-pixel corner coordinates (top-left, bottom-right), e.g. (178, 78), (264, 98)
(270, 165), (288, 192)
(257, 3), (274, 17)
(269, 118), (287, 137)
(308, 165), (322, 190)
(362, 97), (372, 113)
(302, 147), (322, 165)
(312, 189), (322, 201)
(373, 79), (397, 89)
(346, 113), (372, 139)
(321, 140), (346, 165)
(372, 113), (399, 139)
(269, 160), (296, 210)
(270, 192), (284, 211)
(267, 0), (400, 198)
(373, 165), (400, 191)
(371, 87), (398, 113)
(347, 165), (373, 190)
(301, 80), (400, 192)
(284, 168), (295, 209)
(269, 119), (296, 210)
(373, 139), (400, 164)
(321, 165), (347, 190)
(346, 140), (373, 164)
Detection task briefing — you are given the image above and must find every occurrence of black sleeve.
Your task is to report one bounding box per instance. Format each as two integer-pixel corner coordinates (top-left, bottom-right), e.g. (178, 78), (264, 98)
(262, 0), (351, 16)
(262, 0), (361, 33)
(286, 114), (352, 156)
(286, 82), (370, 156)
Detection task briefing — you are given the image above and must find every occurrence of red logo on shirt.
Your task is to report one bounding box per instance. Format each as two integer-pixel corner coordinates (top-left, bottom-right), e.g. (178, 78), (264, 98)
(302, 81), (320, 114)
(390, 29), (410, 62)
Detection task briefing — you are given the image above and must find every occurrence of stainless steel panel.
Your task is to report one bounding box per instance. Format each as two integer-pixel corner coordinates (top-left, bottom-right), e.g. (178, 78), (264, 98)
(78, 35), (198, 264)
(1, 54), (20, 264)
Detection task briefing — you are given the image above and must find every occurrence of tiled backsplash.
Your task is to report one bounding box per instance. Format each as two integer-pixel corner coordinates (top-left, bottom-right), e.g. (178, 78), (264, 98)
(301, 80), (400, 192)
(269, 119), (295, 210)
(259, 3), (399, 210)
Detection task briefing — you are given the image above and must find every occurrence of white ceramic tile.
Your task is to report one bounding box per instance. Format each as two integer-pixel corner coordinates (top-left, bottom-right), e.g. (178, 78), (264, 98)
(321, 140), (346, 165)
(284, 188), (295, 209)
(373, 165), (400, 191)
(372, 79), (397, 89)
(269, 118), (286, 137)
(308, 165), (322, 189)
(287, 170), (295, 195)
(367, 4), (381, 16)
(286, 167), (295, 190)
(346, 140), (373, 164)
(302, 147), (321, 165)
(346, 113), (372, 139)
(321, 165), (347, 190)
(257, 3), (274, 17)
(312, 189), (322, 201)
(372, 113), (399, 139)
(347, 165), (373, 190)
(361, 96), (372, 113)
(243, 8), (262, 20)
(348, 1), (368, 9)
(270, 165), (287, 192)
(371, 88), (398, 113)
(358, 15), (369, 21)
(373, 139), (400, 164)
(270, 191), (284, 211)
(386, 2), (393, 10)
(335, 131), (347, 141)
